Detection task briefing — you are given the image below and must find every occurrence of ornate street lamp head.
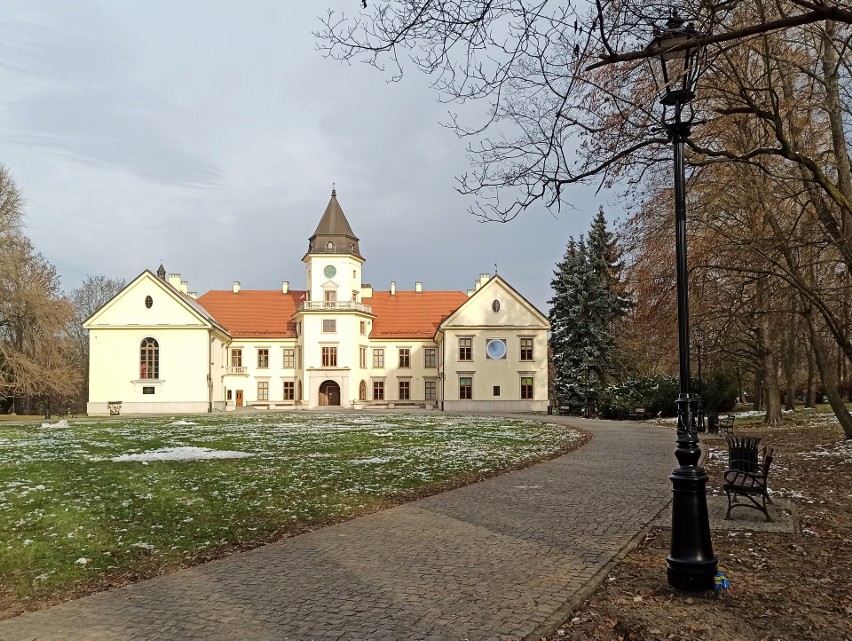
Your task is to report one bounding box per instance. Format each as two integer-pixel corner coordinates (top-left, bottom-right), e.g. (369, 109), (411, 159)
(647, 12), (705, 125)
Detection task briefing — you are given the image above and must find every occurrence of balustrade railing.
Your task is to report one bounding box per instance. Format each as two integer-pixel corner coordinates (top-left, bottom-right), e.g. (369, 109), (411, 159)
(297, 301), (372, 313)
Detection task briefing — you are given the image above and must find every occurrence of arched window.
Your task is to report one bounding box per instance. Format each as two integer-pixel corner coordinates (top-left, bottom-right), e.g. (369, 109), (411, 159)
(326, 241), (335, 251)
(140, 337), (159, 379)
(359, 380), (367, 401)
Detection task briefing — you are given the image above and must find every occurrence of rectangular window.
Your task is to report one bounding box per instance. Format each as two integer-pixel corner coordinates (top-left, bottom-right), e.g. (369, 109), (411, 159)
(322, 346), (337, 367)
(373, 348), (384, 368)
(399, 348), (410, 368)
(227, 390), (233, 400)
(459, 376), (473, 400)
(142, 386), (155, 395)
(352, 291), (358, 302)
(493, 385), (501, 397)
(322, 319), (336, 333)
(282, 349), (295, 368)
(459, 337), (472, 361)
(520, 337), (534, 361)
(360, 321), (366, 335)
(283, 381), (295, 400)
(425, 380), (436, 400)
(257, 381), (269, 401)
(373, 380), (385, 400)
(324, 290), (337, 303)
(359, 347), (367, 369)
(257, 349), (269, 368)
(521, 376), (534, 399)
(424, 348), (436, 368)
(297, 347), (302, 369)
(399, 380), (410, 400)
(231, 348), (242, 368)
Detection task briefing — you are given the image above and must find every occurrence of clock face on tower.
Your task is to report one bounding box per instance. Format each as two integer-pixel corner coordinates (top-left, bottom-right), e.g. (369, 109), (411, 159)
(486, 339), (507, 360)
(323, 265), (337, 278)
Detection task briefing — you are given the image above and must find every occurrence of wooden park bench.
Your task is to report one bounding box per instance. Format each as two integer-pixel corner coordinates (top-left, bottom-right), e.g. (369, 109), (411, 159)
(628, 407), (647, 420)
(723, 435), (774, 521)
(717, 414), (735, 436)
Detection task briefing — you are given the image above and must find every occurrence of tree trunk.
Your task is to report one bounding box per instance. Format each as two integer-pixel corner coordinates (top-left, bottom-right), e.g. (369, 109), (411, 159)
(783, 310), (797, 411)
(756, 278), (783, 425)
(804, 305), (852, 438)
(752, 366), (763, 411)
(806, 341), (819, 407)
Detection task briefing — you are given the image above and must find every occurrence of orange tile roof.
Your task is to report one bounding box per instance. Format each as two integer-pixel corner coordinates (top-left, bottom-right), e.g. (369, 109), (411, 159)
(196, 289), (468, 340)
(197, 290), (304, 338)
(366, 291), (468, 338)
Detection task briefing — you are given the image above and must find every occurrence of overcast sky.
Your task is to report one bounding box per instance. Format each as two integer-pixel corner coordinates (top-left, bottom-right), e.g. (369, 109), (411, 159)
(0, 1), (618, 313)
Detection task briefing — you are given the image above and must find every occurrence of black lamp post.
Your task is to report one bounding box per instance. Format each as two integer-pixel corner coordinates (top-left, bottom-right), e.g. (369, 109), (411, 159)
(695, 326), (704, 431)
(647, 12), (717, 592)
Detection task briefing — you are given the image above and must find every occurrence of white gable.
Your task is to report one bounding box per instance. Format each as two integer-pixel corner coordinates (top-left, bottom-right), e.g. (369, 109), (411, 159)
(85, 272), (213, 329)
(440, 276), (549, 330)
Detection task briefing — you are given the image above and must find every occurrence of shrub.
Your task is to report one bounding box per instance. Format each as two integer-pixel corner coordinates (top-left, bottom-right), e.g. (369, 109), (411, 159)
(599, 375), (679, 419)
(699, 368), (739, 412)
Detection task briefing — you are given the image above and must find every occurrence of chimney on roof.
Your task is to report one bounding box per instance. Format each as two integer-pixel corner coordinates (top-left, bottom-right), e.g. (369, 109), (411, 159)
(390, 281), (396, 296)
(168, 273), (181, 289)
(466, 289), (475, 297)
(480, 273), (490, 287)
(232, 281), (241, 294)
(189, 291), (198, 300)
(361, 284), (373, 298)
(180, 279), (189, 294)
(415, 281), (422, 293)
(282, 281), (289, 294)
(474, 279), (483, 292)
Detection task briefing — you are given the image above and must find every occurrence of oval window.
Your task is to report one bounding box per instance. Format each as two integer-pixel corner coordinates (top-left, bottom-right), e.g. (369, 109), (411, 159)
(145, 295), (153, 309)
(492, 299), (501, 313)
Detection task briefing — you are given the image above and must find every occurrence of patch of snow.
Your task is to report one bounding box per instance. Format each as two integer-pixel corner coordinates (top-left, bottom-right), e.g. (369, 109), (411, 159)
(40, 420), (70, 429)
(350, 457), (393, 465)
(131, 542), (154, 550)
(75, 557), (89, 565)
(110, 447), (254, 462)
(371, 431), (394, 437)
(167, 420), (197, 426)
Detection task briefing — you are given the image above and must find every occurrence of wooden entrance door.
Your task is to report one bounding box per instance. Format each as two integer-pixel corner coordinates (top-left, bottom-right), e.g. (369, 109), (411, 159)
(236, 390), (244, 407)
(319, 381), (341, 406)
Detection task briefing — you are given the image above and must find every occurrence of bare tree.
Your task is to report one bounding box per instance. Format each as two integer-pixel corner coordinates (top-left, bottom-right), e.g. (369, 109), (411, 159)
(318, 1), (852, 220)
(0, 166), (77, 416)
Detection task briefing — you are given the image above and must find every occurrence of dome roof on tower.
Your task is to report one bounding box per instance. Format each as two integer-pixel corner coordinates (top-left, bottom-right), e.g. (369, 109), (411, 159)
(306, 189), (362, 260)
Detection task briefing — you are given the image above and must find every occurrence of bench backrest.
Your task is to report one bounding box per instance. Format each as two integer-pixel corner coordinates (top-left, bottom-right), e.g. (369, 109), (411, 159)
(760, 448), (774, 480)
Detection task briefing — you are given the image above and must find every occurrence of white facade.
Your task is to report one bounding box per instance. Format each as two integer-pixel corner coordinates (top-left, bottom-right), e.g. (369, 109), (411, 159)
(85, 193), (550, 415)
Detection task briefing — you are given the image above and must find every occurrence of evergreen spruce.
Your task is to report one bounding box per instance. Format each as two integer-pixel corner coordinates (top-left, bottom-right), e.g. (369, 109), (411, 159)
(549, 209), (630, 413)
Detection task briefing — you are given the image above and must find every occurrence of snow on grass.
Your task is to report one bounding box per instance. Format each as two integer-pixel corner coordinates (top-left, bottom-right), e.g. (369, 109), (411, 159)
(110, 447), (254, 462)
(0, 412), (581, 600)
(800, 441), (852, 463)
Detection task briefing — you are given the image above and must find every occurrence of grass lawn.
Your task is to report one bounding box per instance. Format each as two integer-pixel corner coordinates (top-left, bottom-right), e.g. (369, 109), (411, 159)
(0, 412), (582, 613)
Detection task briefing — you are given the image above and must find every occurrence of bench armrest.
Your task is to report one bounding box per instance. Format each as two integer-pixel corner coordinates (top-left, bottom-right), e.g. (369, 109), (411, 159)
(723, 469), (766, 492)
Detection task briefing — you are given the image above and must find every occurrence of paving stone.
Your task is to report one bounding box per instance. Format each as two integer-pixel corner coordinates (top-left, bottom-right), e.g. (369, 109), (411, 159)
(0, 418), (676, 641)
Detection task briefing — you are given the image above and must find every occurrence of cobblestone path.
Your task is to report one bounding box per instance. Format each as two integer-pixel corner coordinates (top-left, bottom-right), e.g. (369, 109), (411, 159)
(0, 418), (675, 641)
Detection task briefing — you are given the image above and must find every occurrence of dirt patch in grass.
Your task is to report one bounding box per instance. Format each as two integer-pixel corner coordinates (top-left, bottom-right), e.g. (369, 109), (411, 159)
(548, 413), (852, 641)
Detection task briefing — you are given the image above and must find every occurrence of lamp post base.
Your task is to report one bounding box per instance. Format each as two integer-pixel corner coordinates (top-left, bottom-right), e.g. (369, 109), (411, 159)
(667, 463), (717, 591)
(667, 395), (717, 591)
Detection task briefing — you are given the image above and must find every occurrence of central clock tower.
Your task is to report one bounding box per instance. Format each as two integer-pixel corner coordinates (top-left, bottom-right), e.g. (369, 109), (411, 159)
(297, 189), (372, 408)
(303, 188), (364, 302)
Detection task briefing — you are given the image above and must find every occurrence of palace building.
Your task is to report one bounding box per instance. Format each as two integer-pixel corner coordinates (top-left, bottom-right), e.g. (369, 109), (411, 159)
(85, 191), (550, 415)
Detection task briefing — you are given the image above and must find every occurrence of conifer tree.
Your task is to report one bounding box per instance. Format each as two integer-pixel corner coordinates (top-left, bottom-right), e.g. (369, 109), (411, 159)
(549, 210), (630, 413)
